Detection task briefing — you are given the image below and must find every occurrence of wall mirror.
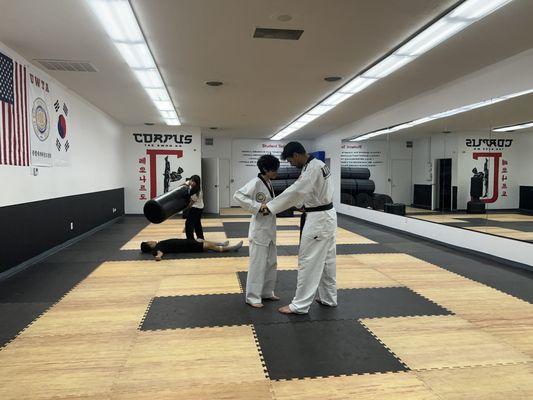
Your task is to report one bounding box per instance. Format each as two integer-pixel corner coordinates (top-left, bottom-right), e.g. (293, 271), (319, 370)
(341, 91), (533, 244)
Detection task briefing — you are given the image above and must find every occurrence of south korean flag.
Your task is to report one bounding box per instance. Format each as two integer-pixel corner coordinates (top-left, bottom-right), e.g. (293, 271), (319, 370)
(52, 93), (71, 167)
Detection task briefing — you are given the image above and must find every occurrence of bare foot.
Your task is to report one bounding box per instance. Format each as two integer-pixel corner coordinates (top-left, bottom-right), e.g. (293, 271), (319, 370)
(154, 250), (163, 261)
(247, 302), (264, 308)
(316, 299), (336, 307)
(278, 305), (295, 314)
(228, 241), (243, 252)
(263, 295), (280, 301)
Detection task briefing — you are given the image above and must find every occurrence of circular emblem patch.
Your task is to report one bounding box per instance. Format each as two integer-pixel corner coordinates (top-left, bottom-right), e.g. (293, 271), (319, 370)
(57, 114), (67, 139)
(32, 98), (49, 142)
(255, 192), (267, 202)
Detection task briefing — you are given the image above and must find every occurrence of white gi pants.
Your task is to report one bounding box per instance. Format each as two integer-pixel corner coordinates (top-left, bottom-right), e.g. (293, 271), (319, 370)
(246, 240), (278, 305)
(289, 214), (337, 314)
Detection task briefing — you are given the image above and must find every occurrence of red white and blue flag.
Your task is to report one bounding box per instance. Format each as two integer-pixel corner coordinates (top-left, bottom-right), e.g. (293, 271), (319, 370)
(0, 51), (29, 166)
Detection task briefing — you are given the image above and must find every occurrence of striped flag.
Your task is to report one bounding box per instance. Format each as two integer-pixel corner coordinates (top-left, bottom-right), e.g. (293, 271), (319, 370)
(0, 51), (29, 166)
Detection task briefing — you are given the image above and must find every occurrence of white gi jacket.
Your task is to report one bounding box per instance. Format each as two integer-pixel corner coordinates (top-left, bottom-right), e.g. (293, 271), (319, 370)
(267, 157), (336, 239)
(233, 175), (277, 245)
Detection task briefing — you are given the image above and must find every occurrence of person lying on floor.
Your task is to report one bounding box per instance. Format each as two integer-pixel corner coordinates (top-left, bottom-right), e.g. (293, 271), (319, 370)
(140, 238), (243, 261)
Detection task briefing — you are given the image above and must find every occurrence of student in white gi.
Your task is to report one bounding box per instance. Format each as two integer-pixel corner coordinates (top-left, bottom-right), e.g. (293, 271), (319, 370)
(234, 154), (280, 308)
(261, 142), (336, 314)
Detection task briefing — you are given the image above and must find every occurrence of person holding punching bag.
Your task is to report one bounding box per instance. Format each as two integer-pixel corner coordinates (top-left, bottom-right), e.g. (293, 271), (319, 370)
(182, 175), (205, 241)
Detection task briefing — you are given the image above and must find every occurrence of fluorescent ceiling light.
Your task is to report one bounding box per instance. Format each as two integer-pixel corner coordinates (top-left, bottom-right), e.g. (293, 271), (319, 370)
(362, 55), (413, 79)
(307, 104), (335, 116)
(160, 110), (178, 119)
(350, 87), (533, 141)
(321, 92), (352, 106)
(154, 100), (174, 111)
(449, 0), (512, 20)
(88, 0), (180, 125)
(396, 20), (468, 57)
(134, 69), (164, 89)
(145, 88), (170, 102)
(339, 77), (377, 94)
(297, 113), (321, 123)
(271, 0), (513, 140)
(164, 118), (180, 126)
(87, 0), (143, 42)
(115, 42), (155, 69)
(493, 121), (533, 132)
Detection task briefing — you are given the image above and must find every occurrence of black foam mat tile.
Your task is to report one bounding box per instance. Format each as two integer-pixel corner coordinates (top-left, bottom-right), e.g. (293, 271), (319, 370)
(223, 222), (299, 238)
(140, 294), (251, 330)
(113, 247), (250, 261)
(0, 302), (53, 347)
(0, 262), (100, 303)
(141, 281), (451, 330)
(335, 243), (396, 254)
(254, 320), (408, 379)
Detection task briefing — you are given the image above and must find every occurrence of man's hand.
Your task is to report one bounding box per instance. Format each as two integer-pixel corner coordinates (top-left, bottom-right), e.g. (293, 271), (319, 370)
(259, 203), (270, 215)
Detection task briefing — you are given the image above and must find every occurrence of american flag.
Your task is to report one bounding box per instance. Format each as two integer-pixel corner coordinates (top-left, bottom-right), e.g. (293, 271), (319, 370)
(0, 51), (29, 166)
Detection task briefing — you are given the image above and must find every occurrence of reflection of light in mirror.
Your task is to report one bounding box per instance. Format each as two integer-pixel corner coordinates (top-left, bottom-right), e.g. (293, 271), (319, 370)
(271, 0), (514, 140)
(493, 121), (533, 132)
(351, 87), (533, 141)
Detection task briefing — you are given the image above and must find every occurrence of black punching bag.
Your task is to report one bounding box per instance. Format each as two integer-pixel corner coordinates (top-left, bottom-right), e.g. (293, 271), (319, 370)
(143, 185), (191, 224)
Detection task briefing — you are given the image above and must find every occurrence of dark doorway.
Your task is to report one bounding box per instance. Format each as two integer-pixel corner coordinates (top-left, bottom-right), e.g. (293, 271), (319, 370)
(437, 158), (452, 211)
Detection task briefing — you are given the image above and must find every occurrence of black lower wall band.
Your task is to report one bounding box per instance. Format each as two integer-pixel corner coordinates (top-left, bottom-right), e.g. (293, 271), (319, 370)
(0, 188), (124, 273)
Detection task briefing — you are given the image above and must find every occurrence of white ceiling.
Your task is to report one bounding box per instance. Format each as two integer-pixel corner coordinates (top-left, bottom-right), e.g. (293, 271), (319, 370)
(0, 0), (532, 138)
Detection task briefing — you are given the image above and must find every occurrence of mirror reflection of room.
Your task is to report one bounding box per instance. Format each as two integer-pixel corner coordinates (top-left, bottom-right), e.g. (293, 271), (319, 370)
(341, 92), (533, 243)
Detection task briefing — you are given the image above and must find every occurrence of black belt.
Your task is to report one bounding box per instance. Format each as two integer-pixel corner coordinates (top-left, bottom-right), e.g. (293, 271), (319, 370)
(299, 203), (333, 239)
(304, 203), (333, 213)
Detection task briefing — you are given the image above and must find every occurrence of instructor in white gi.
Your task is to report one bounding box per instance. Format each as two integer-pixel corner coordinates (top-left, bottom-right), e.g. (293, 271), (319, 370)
(262, 142), (337, 314)
(234, 154), (280, 308)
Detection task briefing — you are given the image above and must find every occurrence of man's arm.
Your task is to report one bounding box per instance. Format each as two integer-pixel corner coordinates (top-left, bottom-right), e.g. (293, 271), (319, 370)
(233, 181), (262, 214)
(266, 166), (318, 215)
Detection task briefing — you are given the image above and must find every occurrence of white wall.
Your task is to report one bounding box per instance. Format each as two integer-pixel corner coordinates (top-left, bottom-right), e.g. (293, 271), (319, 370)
(201, 135), (232, 159)
(229, 138), (313, 206)
(0, 41), (125, 208)
(124, 126), (201, 214)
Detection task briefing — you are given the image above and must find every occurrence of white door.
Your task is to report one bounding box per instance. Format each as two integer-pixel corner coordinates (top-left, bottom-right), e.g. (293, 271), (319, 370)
(202, 158), (219, 213)
(218, 159), (231, 208)
(391, 159), (412, 204)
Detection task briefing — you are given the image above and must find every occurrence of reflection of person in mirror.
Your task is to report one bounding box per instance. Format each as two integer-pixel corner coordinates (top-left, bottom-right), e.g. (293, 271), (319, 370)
(163, 156), (171, 193)
(483, 158), (489, 197)
(472, 167), (483, 179)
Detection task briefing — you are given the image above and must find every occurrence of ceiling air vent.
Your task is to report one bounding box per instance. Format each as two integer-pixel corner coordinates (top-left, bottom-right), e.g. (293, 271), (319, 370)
(253, 27), (303, 40)
(35, 59), (98, 72)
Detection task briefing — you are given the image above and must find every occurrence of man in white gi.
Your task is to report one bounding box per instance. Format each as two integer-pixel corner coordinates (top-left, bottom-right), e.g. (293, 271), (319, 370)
(234, 154), (280, 308)
(261, 142), (336, 314)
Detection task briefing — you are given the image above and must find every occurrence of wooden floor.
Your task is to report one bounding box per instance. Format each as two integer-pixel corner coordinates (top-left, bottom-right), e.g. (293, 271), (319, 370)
(412, 211), (533, 241)
(0, 210), (532, 399)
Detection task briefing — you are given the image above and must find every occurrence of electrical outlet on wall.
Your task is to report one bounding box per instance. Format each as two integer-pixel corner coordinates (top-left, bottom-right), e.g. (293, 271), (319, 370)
(70, 222), (74, 230)
(31, 167), (39, 176)
(112, 207), (117, 213)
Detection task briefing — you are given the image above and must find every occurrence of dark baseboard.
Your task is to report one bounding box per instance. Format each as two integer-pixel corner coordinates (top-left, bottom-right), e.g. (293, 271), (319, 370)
(0, 188), (124, 274)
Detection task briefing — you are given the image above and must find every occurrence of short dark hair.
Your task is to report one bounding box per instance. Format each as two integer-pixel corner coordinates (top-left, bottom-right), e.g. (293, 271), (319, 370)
(281, 142), (306, 160)
(140, 241), (153, 253)
(257, 154), (280, 174)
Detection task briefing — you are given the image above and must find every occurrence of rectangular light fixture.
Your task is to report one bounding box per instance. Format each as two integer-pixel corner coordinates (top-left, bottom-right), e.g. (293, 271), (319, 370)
(493, 121), (533, 132)
(271, 0), (514, 140)
(350, 87), (533, 141)
(87, 0), (180, 125)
